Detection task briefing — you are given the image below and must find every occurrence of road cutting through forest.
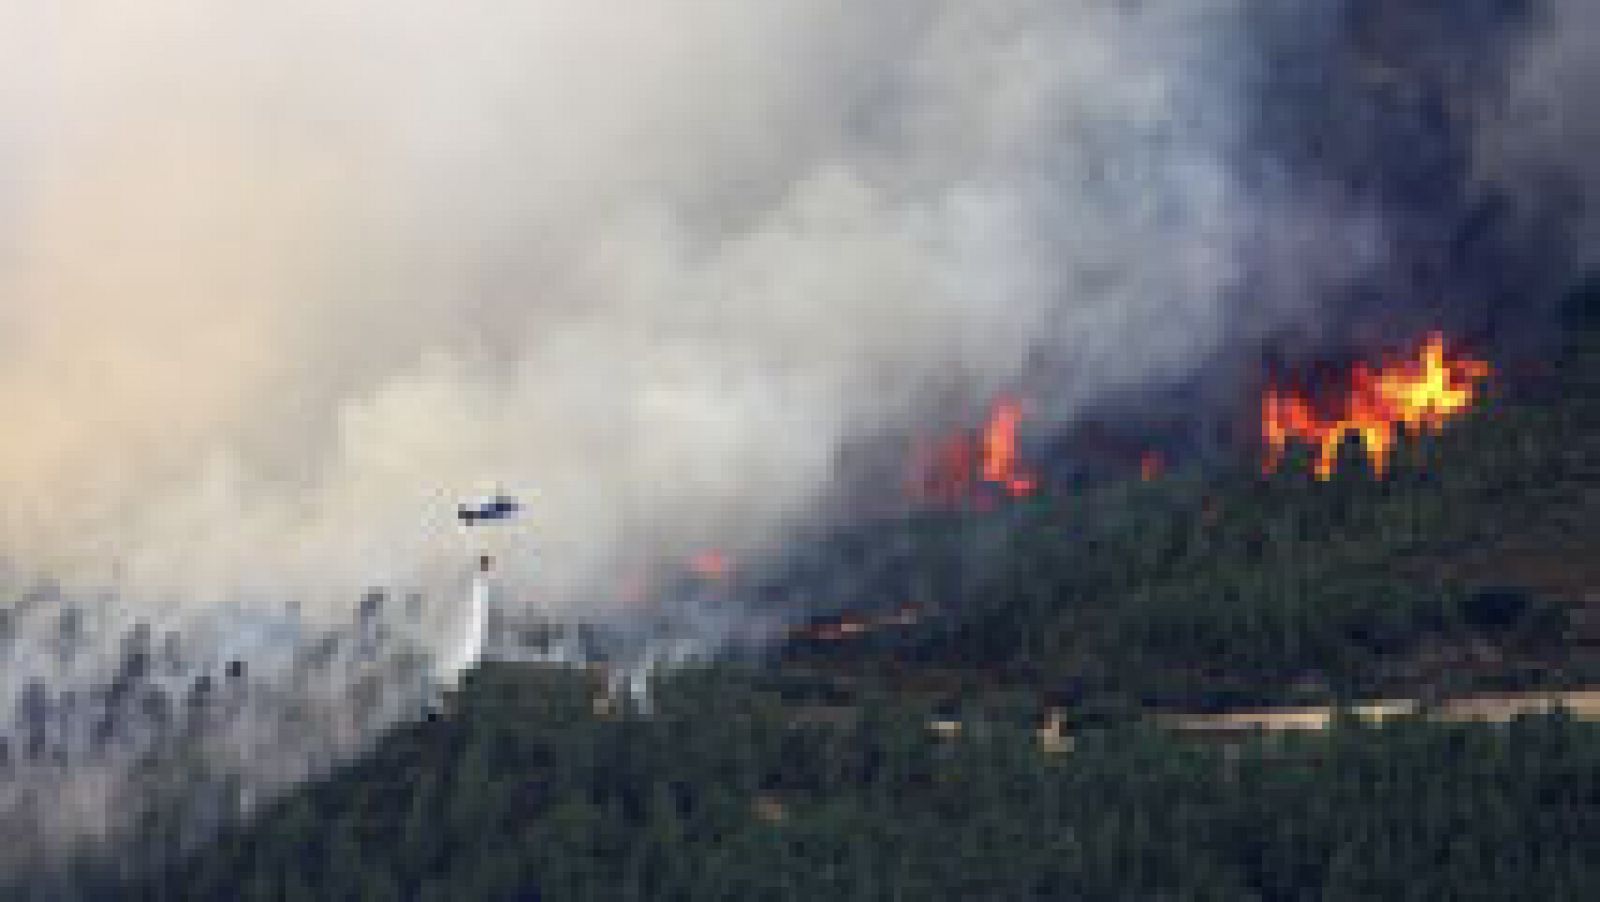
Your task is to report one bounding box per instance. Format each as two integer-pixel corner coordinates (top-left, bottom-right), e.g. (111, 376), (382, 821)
(1164, 689), (1600, 734)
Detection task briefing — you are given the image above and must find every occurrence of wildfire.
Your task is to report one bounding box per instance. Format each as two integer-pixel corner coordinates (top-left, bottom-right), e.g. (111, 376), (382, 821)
(1261, 331), (1491, 480)
(1139, 451), (1165, 482)
(688, 549), (731, 581)
(981, 398), (1038, 498)
(908, 396), (1038, 504)
(789, 603), (925, 643)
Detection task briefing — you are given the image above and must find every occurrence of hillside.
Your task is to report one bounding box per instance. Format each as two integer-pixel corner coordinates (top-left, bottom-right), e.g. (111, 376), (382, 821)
(133, 669), (1600, 901)
(770, 323), (1600, 719)
(59, 310), (1600, 900)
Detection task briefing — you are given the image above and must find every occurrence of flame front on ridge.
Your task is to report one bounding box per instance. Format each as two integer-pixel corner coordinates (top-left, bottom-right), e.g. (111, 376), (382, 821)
(1261, 331), (1492, 481)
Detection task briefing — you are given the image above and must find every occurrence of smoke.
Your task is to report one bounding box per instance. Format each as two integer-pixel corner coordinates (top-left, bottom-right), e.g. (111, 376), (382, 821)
(1490, 0), (1600, 271)
(0, 0), (1596, 869)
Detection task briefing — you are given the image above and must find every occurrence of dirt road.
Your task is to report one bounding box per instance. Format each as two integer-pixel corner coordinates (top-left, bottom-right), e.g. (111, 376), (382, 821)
(1166, 689), (1600, 734)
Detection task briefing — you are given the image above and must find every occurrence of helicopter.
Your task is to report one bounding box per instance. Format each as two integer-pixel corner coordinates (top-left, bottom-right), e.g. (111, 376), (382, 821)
(457, 493), (522, 525)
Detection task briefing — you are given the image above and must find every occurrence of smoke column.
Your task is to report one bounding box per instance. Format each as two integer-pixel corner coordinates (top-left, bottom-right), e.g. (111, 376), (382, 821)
(0, 0), (1595, 869)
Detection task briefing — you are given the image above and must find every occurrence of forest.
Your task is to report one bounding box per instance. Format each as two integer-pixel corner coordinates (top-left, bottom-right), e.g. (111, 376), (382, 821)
(108, 668), (1600, 901)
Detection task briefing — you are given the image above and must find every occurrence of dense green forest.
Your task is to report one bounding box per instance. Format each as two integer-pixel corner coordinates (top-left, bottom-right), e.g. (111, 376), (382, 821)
(115, 668), (1600, 901)
(29, 307), (1600, 899)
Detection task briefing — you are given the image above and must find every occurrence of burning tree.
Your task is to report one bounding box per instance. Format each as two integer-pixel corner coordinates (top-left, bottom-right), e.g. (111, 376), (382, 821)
(907, 397), (1039, 507)
(1261, 332), (1492, 481)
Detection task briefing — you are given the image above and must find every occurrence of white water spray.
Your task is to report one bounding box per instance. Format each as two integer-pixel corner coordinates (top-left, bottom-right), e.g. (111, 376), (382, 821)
(446, 567), (491, 689)
(434, 554), (492, 693)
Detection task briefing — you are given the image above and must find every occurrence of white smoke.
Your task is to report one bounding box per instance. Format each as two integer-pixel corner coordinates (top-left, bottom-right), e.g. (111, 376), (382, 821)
(0, 1), (1274, 614)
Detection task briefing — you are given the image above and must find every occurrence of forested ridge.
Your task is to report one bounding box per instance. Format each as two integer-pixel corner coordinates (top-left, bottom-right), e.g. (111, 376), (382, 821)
(776, 317), (1600, 717)
(36, 304), (1600, 899)
(122, 669), (1600, 901)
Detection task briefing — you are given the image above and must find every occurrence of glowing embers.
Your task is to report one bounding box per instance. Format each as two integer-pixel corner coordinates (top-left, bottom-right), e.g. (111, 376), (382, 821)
(687, 549), (731, 581)
(907, 396), (1039, 506)
(1261, 331), (1492, 481)
(1139, 450), (1166, 482)
(789, 603), (924, 643)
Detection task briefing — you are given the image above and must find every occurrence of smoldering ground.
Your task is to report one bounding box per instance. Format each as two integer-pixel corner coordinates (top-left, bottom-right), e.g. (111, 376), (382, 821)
(0, 0), (1596, 872)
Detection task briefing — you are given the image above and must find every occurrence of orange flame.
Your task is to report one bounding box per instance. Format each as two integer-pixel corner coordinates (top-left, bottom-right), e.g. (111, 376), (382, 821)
(688, 549), (731, 581)
(981, 397), (1038, 498)
(908, 396), (1038, 504)
(789, 604), (925, 642)
(1139, 451), (1165, 482)
(1261, 331), (1491, 480)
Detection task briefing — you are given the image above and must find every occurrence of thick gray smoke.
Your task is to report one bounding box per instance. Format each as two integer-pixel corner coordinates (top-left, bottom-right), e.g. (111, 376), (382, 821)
(0, 0), (1594, 869)
(1495, 0), (1600, 269)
